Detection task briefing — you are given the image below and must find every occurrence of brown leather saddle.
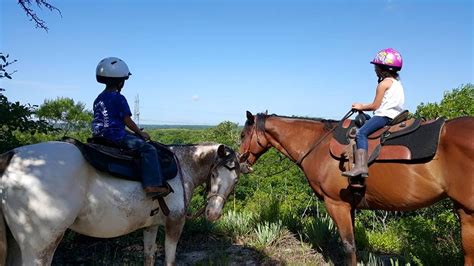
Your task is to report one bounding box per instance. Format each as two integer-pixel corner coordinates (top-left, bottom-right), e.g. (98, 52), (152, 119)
(330, 111), (445, 163)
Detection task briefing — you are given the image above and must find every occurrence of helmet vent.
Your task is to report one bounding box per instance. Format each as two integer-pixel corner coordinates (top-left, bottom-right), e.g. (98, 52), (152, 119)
(111, 60), (117, 65)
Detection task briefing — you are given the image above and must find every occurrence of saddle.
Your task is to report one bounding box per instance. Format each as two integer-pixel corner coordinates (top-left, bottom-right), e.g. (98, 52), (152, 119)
(63, 137), (178, 182)
(330, 111), (445, 163)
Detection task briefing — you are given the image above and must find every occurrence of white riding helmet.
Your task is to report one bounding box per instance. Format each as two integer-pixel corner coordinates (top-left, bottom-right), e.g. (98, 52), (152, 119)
(96, 57), (131, 84)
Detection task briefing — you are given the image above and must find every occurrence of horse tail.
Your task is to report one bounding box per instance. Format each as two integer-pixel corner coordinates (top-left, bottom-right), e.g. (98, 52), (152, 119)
(0, 151), (14, 265)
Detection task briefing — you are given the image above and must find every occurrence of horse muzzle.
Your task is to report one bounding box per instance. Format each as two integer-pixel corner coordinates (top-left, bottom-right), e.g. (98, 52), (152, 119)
(205, 196), (225, 221)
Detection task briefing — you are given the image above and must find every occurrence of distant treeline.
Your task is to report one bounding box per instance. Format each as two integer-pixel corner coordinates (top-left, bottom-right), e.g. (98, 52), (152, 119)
(141, 124), (215, 130)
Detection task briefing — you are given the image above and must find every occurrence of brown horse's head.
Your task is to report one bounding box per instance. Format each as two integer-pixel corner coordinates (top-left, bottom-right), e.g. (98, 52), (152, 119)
(239, 111), (272, 170)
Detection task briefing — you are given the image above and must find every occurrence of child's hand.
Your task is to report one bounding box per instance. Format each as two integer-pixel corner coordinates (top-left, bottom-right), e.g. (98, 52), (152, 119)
(352, 103), (364, 111)
(140, 131), (151, 141)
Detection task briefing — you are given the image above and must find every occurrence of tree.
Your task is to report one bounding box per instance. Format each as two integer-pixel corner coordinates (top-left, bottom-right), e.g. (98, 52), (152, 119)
(17, 0), (61, 31)
(205, 121), (240, 149)
(0, 53), (18, 81)
(0, 54), (53, 152)
(36, 97), (93, 135)
(414, 84), (474, 119)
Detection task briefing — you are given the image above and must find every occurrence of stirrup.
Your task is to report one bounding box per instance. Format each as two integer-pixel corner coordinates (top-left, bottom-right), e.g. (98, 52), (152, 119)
(342, 170), (368, 178)
(349, 175), (367, 188)
(147, 182), (174, 199)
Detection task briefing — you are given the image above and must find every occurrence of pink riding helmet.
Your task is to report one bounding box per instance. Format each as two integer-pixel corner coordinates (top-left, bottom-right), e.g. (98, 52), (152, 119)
(370, 48), (403, 71)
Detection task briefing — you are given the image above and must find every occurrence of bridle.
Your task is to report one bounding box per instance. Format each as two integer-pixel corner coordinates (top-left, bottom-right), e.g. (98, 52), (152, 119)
(240, 116), (269, 165)
(206, 150), (240, 201)
(186, 149), (240, 219)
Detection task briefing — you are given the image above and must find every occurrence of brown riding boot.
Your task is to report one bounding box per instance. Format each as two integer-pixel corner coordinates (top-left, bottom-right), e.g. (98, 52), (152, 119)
(342, 149), (369, 178)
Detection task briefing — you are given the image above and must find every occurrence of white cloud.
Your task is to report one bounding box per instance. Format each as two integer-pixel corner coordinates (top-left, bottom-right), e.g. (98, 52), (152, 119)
(192, 95), (200, 102)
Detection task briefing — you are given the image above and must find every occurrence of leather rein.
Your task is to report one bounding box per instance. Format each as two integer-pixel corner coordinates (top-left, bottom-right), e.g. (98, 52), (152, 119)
(244, 110), (355, 167)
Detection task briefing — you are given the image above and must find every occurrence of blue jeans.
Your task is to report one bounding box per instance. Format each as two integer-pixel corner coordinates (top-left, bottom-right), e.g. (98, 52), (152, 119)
(120, 134), (164, 188)
(356, 116), (392, 150)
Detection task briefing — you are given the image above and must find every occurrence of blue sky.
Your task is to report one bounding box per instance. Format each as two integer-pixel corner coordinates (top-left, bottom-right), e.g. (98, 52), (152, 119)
(1, 0), (473, 125)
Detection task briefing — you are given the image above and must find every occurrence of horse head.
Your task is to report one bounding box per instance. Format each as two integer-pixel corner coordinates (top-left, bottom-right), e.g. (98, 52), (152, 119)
(205, 144), (241, 221)
(239, 111), (272, 170)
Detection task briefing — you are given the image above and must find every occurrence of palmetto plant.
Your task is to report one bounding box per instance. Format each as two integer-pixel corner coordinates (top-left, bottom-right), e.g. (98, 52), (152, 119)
(252, 221), (283, 250)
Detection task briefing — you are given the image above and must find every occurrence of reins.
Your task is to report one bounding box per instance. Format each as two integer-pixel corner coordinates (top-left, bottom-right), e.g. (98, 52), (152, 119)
(295, 109), (355, 166)
(247, 110), (355, 167)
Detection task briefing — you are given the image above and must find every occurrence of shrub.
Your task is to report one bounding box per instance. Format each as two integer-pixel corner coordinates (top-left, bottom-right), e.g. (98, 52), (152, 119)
(366, 227), (402, 254)
(216, 210), (256, 238)
(251, 221), (283, 250)
(303, 214), (337, 249)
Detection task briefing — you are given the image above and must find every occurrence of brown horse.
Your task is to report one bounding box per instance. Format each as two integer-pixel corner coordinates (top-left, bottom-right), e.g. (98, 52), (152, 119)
(239, 111), (474, 265)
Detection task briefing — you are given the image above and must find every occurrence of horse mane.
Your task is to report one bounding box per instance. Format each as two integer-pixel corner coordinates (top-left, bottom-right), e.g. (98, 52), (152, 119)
(256, 113), (339, 131)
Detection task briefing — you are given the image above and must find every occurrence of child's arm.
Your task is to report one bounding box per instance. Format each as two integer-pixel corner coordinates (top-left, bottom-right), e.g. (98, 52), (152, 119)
(352, 79), (393, 111)
(124, 115), (150, 140)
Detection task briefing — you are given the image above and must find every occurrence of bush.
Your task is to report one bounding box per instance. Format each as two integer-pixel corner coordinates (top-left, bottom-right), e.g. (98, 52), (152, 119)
(395, 214), (462, 265)
(251, 221), (284, 250)
(366, 227), (402, 254)
(303, 215), (337, 250)
(216, 210), (256, 239)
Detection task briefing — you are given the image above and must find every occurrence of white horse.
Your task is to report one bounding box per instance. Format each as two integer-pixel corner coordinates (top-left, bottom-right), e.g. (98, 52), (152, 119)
(0, 141), (241, 265)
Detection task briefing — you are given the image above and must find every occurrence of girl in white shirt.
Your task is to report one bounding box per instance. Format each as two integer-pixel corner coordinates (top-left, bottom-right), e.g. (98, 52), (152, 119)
(343, 48), (405, 179)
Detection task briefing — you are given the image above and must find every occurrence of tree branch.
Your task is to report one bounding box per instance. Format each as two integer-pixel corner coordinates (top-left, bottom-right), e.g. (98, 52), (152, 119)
(17, 0), (62, 32)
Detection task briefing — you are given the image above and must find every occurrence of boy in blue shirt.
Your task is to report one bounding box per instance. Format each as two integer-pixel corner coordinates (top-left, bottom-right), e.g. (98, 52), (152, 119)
(92, 57), (170, 196)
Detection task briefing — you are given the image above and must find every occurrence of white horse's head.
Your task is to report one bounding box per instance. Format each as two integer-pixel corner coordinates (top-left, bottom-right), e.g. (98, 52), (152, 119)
(205, 145), (240, 221)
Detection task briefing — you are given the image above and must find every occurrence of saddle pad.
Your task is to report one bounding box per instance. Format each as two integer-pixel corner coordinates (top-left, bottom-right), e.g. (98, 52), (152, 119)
(62, 137), (178, 182)
(330, 118), (445, 162)
(381, 118), (445, 160)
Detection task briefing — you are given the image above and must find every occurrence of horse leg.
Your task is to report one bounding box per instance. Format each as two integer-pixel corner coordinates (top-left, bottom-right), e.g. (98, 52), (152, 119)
(456, 205), (474, 265)
(325, 200), (357, 265)
(18, 231), (64, 265)
(143, 225), (159, 266)
(164, 217), (185, 266)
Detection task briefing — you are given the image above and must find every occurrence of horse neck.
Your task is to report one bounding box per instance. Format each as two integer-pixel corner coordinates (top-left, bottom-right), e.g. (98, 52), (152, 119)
(264, 116), (333, 163)
(172, 144), (217, 188)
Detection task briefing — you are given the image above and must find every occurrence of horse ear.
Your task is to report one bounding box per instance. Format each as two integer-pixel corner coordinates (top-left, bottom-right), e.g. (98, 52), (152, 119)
(246, 111), (254, 122)
(217, 144), (226, 158)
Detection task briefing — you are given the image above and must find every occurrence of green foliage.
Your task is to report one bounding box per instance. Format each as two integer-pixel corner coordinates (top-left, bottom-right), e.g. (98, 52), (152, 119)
(0, 94), (52, 152)
(415, 84), (474, 119)
(151, 128), (206, 144)
(303, 215), (337, 250)
(394, 214), (462, 265)
(203, 121), (240, 149)
(0, 54), (54, 152)
(366, 226), (402, 254)
(36, 97), (92, 135)
(251, 221), (283, 250)
(216, 210), (256, 238)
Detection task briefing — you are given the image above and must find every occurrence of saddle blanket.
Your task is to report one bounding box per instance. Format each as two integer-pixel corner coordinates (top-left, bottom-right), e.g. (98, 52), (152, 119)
(330, 118), (445, 162)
